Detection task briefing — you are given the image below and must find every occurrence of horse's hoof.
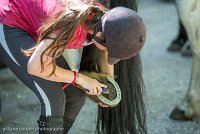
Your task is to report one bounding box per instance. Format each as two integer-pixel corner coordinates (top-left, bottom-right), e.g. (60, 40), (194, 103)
(169, 107), (192, 121)
(167, 39), (185, 52)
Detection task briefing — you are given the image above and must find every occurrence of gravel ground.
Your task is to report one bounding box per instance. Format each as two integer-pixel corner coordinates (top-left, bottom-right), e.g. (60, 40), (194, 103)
(0, 0), (200, 134)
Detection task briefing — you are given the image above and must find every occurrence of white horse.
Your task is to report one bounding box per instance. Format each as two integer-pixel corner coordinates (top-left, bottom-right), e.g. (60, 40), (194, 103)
(170, 0), (200, 120)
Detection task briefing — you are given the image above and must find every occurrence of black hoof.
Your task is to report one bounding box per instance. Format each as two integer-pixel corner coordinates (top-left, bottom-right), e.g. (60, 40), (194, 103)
(167, 39), (185, 52)
(167, 42), (182, 52)
(169, 107), (192, 121)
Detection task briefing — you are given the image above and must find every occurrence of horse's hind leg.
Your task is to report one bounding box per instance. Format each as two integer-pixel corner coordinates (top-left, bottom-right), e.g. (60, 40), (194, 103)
(170, 53), (200, 120)
(170, 0), (200, 120)
(167, 20), (188, 52)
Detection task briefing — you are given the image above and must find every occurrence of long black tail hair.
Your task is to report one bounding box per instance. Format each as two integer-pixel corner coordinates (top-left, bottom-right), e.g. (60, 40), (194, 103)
(96, 56), (146, 134)
(80, 0), (147, 133)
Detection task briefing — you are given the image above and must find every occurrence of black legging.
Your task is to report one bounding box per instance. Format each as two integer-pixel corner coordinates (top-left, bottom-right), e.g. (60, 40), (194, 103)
(0, 24), (86, 133)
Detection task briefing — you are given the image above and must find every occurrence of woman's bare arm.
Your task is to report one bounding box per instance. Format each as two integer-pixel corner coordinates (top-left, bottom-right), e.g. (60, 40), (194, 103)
(27, 39), (75, 83)
(27, 39), (107, 95)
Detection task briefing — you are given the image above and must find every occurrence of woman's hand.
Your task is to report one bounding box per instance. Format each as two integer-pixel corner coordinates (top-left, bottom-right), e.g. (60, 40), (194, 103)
(97, 102), (109, 108)
(76, 73), (107, 96)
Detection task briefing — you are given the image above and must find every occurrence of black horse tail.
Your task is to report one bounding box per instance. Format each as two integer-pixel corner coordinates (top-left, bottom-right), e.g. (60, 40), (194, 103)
(110, 0), (138, 10)
(96, 56), (147, 134)
(95, 0), (147, 134)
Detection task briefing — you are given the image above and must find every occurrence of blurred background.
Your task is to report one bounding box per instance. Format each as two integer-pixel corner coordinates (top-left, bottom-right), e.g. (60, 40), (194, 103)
(0, 0), (200, 134)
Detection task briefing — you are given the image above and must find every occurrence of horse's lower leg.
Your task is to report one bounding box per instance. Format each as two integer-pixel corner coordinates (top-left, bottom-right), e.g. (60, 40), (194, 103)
(170, 55), (200, 120)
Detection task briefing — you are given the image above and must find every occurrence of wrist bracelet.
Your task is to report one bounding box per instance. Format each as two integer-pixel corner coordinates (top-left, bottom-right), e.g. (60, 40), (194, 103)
(72, 71), (77, 84)
(62, 71), (79, 91)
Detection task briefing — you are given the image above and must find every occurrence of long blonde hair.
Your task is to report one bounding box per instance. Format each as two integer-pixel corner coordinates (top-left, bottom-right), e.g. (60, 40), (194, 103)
(23, 3), (106, 76)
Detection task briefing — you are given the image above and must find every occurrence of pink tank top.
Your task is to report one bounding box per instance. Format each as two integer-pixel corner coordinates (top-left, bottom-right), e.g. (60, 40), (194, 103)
(0, 0), (105, 49)
(0, 0), (65, 40)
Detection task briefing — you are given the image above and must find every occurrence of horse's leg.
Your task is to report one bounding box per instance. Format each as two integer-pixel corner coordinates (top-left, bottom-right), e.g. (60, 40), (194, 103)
(170, 46), (200, 120)
(167, 20), (188, 52)
(170, 0), (200, 120)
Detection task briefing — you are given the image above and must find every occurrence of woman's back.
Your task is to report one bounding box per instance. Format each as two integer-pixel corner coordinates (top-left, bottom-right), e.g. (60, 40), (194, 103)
(0, 0), (64, 39)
